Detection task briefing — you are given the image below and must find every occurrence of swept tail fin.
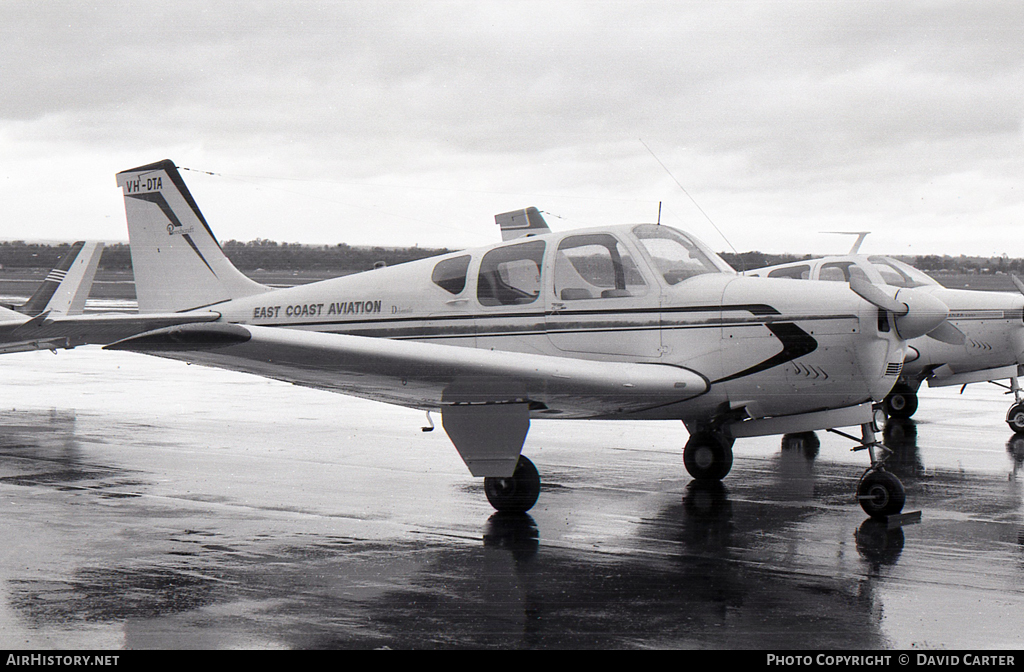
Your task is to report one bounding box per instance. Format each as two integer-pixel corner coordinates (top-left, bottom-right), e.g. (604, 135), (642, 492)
(19, 241), (103, 316)
(41, 241), (104, 316)
(115, 160), (270, 313)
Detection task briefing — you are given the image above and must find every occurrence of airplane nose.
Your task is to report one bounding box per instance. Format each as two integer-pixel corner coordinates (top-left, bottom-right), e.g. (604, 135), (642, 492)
(892, 288), (949, 340)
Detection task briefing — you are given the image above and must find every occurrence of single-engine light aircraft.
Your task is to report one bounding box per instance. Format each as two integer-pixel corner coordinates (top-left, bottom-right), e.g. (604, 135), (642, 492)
(102, 160), (957, 518)
(747, 252), (1024, 432)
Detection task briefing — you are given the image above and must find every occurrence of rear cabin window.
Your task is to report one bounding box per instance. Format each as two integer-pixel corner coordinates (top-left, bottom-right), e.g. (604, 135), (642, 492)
(431, 255), (471, 294)
(477, 240), (546, 306)
(554, 234), (647, 300)
(820, 262), (871, 284)
(767, 265), (810, 280)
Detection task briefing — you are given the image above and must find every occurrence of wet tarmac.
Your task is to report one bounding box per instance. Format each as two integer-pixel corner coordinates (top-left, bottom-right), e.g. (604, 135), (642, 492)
(0, 347), (1022, 650)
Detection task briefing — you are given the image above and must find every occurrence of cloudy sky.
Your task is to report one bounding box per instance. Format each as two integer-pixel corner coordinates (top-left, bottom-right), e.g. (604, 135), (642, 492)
(2, 1), (1022, 257)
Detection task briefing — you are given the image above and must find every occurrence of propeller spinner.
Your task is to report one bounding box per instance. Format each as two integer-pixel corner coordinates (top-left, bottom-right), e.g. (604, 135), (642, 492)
(849, 277), (963, 343)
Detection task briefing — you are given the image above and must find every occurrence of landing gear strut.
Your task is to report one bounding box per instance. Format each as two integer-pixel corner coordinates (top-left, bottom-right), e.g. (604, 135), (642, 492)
(683, 432), (734, 480)
(484, 455), (541, 513)
(829, 419), (906, 519)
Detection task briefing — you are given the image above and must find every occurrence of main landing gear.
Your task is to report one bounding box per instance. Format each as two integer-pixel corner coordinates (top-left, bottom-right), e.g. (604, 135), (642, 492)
(828, 417), (906, 518)
(683, 432), (734, 480)
(883, 383), (918, 420)
(484, 455), (541, 513)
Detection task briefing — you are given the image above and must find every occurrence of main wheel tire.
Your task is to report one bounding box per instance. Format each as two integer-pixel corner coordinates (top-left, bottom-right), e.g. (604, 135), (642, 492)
(884, 386), (918, 419)
(484, 456), (541, 513)
(857, 470), (906, 518)
(683, 433), (733, 481)
(1007, 403), (1024, 433)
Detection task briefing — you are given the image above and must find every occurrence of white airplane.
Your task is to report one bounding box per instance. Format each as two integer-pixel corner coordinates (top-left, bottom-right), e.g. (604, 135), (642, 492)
(746, 250), (1024, 431)
(100, 160), (957, 519)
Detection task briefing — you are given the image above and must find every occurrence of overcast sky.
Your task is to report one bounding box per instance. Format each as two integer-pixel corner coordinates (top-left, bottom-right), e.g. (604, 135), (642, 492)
(2, 1), (1022, 257)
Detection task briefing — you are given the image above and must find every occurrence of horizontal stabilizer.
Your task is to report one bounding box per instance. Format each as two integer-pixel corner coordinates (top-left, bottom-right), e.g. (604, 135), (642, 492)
(106, 322), (252, 351)
(0, 311), (221, 353)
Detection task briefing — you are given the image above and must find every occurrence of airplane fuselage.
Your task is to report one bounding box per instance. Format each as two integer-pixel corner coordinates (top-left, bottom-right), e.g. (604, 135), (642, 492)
(198, 224), (904, 425)
(902, 285), (1024, 383)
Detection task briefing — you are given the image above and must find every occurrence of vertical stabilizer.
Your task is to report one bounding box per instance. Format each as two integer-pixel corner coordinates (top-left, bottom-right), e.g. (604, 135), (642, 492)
(116, 160), (270, 313)
(495, 207), (551, 240)
(20, 241), (103, 316)
(42, 241), (104, 316)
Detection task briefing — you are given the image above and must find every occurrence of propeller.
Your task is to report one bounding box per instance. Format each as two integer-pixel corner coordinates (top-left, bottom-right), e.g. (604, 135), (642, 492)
(849, 277), (962, 343)
(925, 321), (966, 345)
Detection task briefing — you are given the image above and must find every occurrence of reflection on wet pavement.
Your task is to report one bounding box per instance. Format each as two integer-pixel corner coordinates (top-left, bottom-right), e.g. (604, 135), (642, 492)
(0, 349), (1022, 649)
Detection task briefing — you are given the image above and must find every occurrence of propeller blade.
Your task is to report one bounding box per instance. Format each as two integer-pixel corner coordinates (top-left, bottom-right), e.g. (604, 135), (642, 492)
(849, 277), (907, 316)
(892, 288), (950, 340)
(926, 321), (967, 345)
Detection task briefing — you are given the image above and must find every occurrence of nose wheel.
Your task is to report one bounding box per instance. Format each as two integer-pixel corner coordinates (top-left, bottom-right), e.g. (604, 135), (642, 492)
(1007, 403), (1024, 433)
(484, 455), (541, 513)
(829, 420), (907, 519)
(857, 469), (906, 518)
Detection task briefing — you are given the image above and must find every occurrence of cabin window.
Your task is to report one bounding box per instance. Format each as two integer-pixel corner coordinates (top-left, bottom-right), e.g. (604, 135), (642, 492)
(431, 255), (471, 294)
(632, 225), (723, 285)
(477, 240), (546, 306)
(820, 262), (870, 284)
(767, 265), (810, 280)
(554, 234), (647, 300)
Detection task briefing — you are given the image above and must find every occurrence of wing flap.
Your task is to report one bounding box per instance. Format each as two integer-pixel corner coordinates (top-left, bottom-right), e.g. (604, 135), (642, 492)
(106, 324), (708, 417)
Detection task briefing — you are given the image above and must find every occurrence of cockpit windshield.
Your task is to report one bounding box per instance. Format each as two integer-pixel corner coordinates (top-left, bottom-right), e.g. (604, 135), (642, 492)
(866, 256), (940, 288)
(631, 225), (734, 285)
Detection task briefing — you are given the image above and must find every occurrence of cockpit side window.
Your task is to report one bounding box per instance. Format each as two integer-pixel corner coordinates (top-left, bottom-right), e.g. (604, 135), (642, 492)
(631, 225), (727, 285)
(554, 234), (647, 300)
(867, 256), (938, 288)
(431, 255), (471, 294)
(477, 240), (546, 306)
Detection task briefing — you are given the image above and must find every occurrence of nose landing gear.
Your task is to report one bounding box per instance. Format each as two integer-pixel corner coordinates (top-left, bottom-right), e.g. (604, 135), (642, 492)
(829, 420), (907, 519)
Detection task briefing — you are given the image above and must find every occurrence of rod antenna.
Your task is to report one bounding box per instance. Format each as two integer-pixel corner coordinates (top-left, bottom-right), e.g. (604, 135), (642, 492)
(640, 139), (739, 259)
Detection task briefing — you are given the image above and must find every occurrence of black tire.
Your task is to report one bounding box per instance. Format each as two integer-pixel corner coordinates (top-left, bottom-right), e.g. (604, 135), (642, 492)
(884, 386), (918, 419)
(683, 433), (733, 481)
(857, 470), (906, 518)
(484, 456), (541, 513)
(781, 431), (820, 459)
(1007, 403), (1024, 434)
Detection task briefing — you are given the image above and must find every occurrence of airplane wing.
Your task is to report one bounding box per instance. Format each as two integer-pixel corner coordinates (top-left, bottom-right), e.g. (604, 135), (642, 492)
(105, 323), (709, 418)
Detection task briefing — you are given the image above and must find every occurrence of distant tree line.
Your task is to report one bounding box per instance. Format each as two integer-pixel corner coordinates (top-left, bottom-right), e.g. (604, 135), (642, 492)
(0, 240), (1021, 276)
(0, 240), (454, 273)
(720, 251), (1024, 275)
